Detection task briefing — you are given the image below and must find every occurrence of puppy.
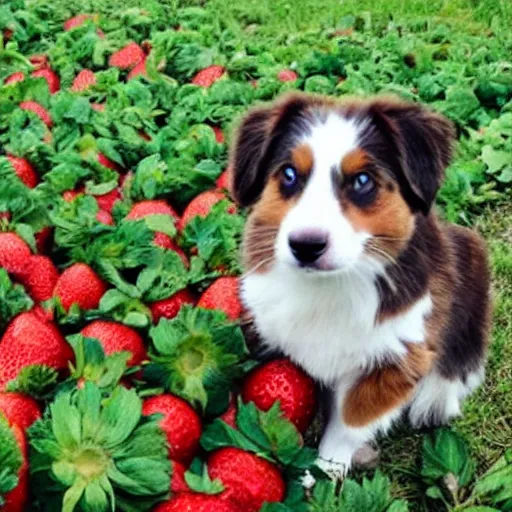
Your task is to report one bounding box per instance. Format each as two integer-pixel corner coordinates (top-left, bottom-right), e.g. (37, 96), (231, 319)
(229, 93), (491, 474)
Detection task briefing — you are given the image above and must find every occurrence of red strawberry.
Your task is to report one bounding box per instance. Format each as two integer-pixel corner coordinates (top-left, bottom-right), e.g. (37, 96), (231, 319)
(6, 155), (38, 188)
(171, 460), (189, 494)
(242, 359), (316, 433)
(63, 14), (94, 31)
(127, 200), (179, 221)
(152, 234), (188, 265)
(95, 187), (121, 212)
(219, 394), (237, 428)
(212, 126), (224, 143)
(178, 190), (228, 231)
(91, 103), (105, 112)
(19, 101), (52, 127)
(30, 304), (54, 324)
(4, 72), (25, 85)
(208, 447), (285, 512)
(128, 59), (148, 80)
(277, 69), (298, 82)
(155, 493), (240, 512)
(215, 170), (230, 191)
(29, 54), (48, 71)
(191, 65), (226, 87)
(0, 311), (73, 389)
(19, 255), (59, 302)
(138, 130), (151, 141)
(150, 289), (195, 323)
(142, 394), (202, 464)
(3, 28), (14, 41)
(35, 226), (53, 254)
(71, 69), (96, 91)
(0, 392), (41, 430)
(197, 277), (242, 321)
(109, 42), (145, 70)
(96, 210), (114, 225)
(0, 233), (31, 277)
(81, 321), (147, 366)
(2, 422), (29, 512)
(97, 153), (122, 171)
(32, 68), (60, 94)
(53, 263), (107, 311)
(62, 188), (84, 202)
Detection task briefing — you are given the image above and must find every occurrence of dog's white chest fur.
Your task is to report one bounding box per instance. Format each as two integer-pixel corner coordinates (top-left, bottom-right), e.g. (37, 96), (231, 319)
(242, 263), (432, 386)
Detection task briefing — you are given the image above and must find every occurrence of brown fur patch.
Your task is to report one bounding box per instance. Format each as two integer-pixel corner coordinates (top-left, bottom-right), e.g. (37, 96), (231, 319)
(242, 178), (297, 273)
(291, 144), (314, 176)
(342, 176), (415, 258)
(343, 343), (436, 427)
(341, 148), (370, 176)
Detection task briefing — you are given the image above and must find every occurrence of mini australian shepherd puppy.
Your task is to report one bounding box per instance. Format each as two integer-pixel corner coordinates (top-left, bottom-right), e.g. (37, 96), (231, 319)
(229, 92), (492, 475)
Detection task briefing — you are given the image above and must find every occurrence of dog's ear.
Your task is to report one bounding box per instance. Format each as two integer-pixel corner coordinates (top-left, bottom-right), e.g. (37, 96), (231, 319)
(367, 100), (455, 214)
(229, 93), (311, 207)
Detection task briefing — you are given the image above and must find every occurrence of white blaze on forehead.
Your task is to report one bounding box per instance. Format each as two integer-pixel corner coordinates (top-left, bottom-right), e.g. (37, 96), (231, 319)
(275, 113), (370, 271)
(302, 113), (361, 174)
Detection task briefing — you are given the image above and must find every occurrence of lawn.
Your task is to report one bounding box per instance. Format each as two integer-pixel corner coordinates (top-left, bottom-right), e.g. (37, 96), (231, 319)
(0, 0), (511, 511)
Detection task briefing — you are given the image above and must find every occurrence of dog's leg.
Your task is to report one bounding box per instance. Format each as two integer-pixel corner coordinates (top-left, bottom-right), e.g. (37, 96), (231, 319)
(318, 343), (434, 477)
(317, 387), (401, 478)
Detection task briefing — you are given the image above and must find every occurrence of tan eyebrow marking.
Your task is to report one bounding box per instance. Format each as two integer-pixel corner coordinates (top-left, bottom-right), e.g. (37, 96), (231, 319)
(341, 148), (370, 176)
(291, 144), (314, 176)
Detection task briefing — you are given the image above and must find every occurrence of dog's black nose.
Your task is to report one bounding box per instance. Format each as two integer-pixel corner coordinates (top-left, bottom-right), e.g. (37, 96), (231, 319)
(289, 231), (328, 265)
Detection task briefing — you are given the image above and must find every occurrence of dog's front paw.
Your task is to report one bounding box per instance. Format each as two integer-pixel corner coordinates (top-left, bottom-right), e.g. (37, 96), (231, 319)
(316, 457), (348, 481)
(352, 442), (380, 469)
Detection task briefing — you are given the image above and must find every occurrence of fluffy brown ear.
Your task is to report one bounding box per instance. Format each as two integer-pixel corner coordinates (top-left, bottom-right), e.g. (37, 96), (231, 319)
(366, 100), (455, 214)
(229, 93), (312, 207)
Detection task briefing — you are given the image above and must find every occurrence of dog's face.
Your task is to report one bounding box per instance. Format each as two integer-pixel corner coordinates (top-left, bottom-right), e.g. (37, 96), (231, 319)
(230, 93), (454, 275)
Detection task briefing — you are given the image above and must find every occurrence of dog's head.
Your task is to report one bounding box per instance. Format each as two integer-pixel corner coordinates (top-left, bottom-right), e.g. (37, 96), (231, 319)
(230, 93), (455, 275)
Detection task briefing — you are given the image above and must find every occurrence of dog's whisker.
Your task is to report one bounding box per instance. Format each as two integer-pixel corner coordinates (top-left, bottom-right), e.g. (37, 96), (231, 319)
(242, 257), (274, 278)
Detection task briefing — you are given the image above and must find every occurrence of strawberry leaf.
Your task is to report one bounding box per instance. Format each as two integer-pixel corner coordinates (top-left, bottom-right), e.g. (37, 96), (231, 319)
(146, 305), (249, 415)
(310, 472), (408, 512)
(0, 413), (22, 505)
(201, 401), (318, 471)
(421, 429), (475, 489)
(5, 364), (59, 401)
(0, 269), (33, 332)
(185, 464), (224, 495)
(29, 383), (170, 512)
(65, 334), (131, 392)
(181, 201), (244, 273)
(471, 450), (512, 508)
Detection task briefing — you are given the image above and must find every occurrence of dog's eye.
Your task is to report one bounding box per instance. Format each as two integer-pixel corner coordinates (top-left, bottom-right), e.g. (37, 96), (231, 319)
(349, 172), (376, 205)
(280, 166), (298, 190)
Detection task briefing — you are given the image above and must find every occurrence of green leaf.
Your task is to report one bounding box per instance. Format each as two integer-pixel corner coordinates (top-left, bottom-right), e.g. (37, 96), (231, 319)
(481, 145), (510, 174)
(28, 383), (170, 511)
(6, 364), (59, 400)
(425, 486), (445, 500)
(147, 305), (248, 413)
(463, 507), (501, 512)
(184, 465), (224, 495)
(0, 414), (23, 503)
(421, 429), (475, 487)
(472, 452), (512, 507)
(201, 401), (317, 471)
(0, 268), (33, 331)
(497, 167), (512, 183)
(62, 479), (87, 512)
(143, 214), (176, 238)
(124, 311), (150, 328)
